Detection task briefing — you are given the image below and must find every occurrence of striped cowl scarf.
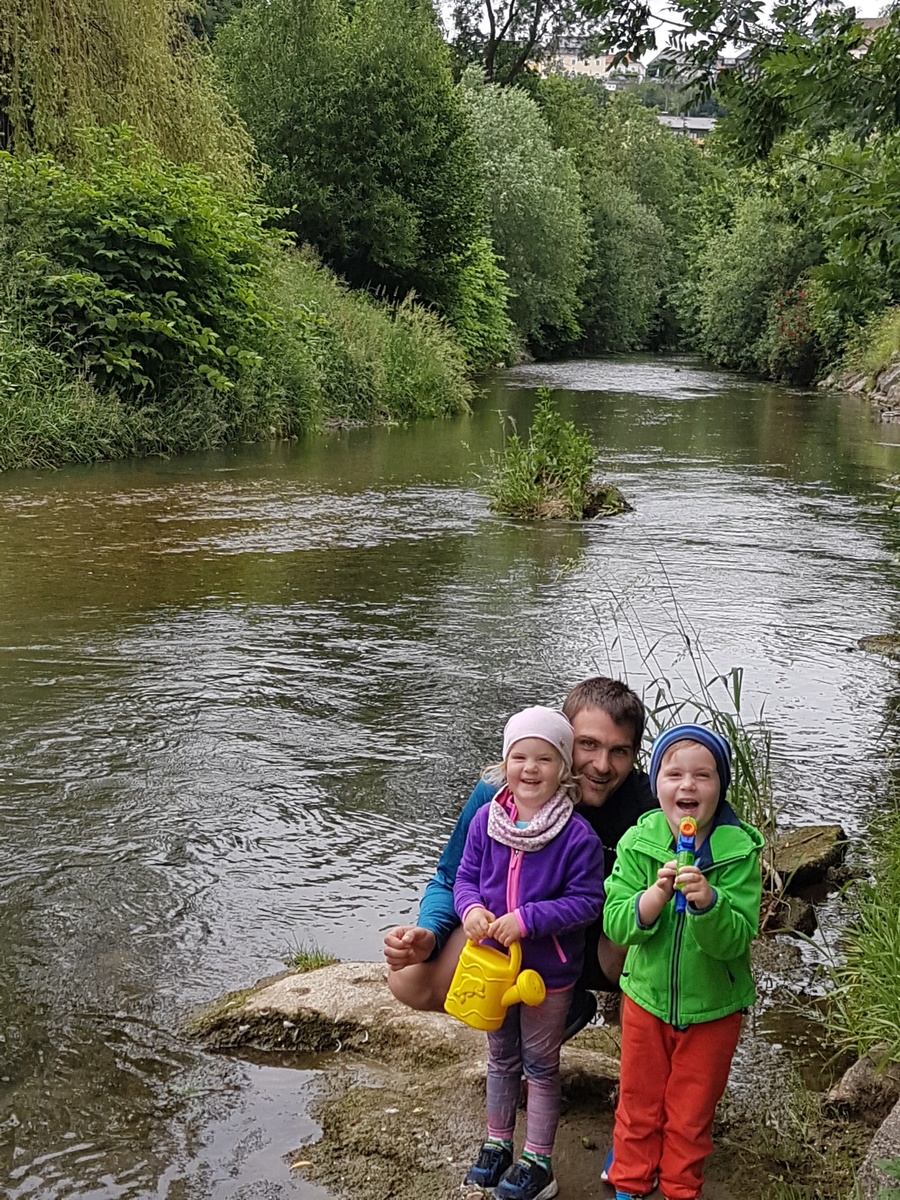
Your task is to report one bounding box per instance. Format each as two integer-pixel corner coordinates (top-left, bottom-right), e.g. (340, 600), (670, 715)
(487, 785), (574, 851)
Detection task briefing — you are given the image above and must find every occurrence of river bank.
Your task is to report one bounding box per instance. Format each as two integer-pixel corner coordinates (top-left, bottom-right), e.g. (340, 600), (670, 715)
(185, 933), (876, 1200)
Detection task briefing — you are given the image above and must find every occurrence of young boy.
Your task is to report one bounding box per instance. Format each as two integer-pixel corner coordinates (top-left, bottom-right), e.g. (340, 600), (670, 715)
(602, 723), (764, 1200)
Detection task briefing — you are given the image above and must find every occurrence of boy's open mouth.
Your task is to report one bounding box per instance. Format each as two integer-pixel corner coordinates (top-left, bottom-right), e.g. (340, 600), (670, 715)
(676, 800), (699, 812)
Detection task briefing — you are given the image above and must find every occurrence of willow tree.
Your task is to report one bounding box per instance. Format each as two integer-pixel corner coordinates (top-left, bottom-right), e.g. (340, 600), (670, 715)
(0, 0), (250, 183)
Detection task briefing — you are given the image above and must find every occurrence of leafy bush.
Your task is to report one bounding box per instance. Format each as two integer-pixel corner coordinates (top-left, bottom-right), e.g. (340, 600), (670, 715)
(0, 129), (276, 404)
(444, 237), (516, 371)
(217, 0), (486, 316)
(755, 281), (820, 384)
(462, 73), (589, 354)
(686, 192), (818, 372)
(487, 387), (598, 519)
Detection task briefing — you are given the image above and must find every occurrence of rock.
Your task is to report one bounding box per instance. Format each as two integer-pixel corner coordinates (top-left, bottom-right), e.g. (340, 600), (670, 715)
(773, 825), (847, 892)
(759, 891), (817, 937)
(859, 633), (900, 660)
(826, 1046), (900, 1122)
(876, 363), (900, 397)
(185, 961), (620, 1091)
(858, 1097), (900, 1199)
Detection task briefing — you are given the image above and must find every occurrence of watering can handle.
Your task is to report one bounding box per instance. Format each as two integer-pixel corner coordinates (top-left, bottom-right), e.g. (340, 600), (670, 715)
(470, 938), (522, 974)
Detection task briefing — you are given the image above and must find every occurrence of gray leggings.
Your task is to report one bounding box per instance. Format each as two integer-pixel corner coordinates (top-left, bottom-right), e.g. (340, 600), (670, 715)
(486, 987), (571, 1158)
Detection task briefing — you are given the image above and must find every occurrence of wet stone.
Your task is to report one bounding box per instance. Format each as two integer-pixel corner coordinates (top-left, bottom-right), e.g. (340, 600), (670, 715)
(773, 825), (847, 892)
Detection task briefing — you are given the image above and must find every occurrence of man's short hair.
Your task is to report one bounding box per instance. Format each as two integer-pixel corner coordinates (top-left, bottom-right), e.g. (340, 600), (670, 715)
(562, 677), (645, 750)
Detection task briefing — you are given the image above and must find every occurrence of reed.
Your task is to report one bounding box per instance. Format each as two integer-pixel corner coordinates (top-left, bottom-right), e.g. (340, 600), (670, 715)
(592, 582), (776, 837)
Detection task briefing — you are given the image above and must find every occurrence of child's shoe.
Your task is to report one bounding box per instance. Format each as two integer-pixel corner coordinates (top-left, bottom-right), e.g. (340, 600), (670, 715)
(464, 1143), (513, 1190)
(600, 1147), (613, 1181)
(492, 1158), (558, 1200)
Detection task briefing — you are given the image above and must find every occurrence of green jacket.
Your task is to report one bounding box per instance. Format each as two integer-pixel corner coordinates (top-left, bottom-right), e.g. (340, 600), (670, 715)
(603, 806), (764, 1026)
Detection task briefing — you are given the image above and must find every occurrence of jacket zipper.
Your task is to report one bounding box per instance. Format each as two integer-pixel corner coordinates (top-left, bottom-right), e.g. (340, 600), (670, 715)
(506, 847), (522, 914)
(668, 908), (686, 1025)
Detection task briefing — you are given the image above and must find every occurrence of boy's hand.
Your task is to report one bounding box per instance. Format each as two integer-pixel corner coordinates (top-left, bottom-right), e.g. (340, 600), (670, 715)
(487, 913), (522, 947)
(463, 906), (495, 941)
(383, 926), (437, 971)
(676, 864), (715, 911)
(638, 860), (677, 926)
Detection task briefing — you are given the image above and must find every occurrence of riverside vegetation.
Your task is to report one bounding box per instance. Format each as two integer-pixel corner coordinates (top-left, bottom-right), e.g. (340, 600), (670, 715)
(4, 0), (900, 474)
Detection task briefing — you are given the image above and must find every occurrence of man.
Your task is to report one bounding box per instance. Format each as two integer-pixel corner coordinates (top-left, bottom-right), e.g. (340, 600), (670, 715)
(383, 677), (656, 1032)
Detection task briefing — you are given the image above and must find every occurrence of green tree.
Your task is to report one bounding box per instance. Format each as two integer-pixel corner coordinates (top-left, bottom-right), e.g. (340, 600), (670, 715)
(0, 0), (249, 183)
(534, 76), (700, 349)
(685, 190), (818, 372)
(451, 0), (602, 84)
(217, 0), (487, 317)
(463, 71), (589, 352)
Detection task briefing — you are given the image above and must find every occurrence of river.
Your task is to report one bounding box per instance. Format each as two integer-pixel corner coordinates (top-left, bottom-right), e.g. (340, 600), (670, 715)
(1, 356), (899, 1199)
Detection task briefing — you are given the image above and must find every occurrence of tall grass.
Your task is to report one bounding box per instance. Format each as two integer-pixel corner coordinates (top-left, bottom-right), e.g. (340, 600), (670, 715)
(0, 248), (472, 472)
(592, 580), (776, 837)
(820, 805), (900, 1061)
(844, 306), (900, 381)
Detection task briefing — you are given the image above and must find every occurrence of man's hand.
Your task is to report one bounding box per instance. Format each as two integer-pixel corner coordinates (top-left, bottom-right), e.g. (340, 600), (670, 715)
(638, 860), (677, 926)
(383, 926), (436, 971)
(463, 906), (495, 941)
(487, 912), (522, 947)
(676, 864), (715, 911)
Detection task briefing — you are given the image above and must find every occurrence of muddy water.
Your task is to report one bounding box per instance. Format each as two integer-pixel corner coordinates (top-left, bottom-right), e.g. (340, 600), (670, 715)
(1, 356), (900, 1198)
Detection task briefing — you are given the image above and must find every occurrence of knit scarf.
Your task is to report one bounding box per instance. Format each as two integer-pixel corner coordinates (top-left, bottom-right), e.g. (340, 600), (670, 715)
(487, 785), (574, 851)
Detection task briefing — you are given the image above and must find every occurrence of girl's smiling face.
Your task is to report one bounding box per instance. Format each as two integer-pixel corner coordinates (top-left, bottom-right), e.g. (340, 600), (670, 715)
(656, 741), (721, 842)
(506, 737), (563, 812)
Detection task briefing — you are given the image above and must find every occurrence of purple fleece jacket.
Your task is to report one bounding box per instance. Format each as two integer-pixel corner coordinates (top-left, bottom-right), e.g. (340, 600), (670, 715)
(454, 795), (605, 990)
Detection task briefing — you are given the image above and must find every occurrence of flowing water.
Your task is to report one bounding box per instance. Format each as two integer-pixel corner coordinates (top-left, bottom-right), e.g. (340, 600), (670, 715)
(2, 356), (900, 1198)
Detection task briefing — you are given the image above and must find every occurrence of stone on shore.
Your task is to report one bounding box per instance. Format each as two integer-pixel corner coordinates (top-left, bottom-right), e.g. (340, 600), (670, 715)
(186, 960), (620, 1091)
(858, 1097), (900, 1199)
(772, 825), (847, 892)
(826, 1046), (900, 1121)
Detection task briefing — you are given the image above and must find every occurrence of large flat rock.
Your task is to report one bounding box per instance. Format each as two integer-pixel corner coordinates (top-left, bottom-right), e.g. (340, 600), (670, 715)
(186, 961), (620, 1089)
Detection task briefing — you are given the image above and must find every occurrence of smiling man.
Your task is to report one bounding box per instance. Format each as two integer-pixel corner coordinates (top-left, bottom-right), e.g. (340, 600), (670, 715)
(383, 677), (657, 1031)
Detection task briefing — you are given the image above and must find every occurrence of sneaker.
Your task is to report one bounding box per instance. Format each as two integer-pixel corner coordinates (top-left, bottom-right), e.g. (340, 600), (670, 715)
(492, 1158), (559, 1200)
(562, 987), (597, 1042)
(600, 1147), (613, 1182)
(464, 1143), (514, 1190)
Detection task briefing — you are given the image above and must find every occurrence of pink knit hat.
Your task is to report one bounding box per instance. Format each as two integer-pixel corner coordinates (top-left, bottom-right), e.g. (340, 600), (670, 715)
(502, 706), (574, 771)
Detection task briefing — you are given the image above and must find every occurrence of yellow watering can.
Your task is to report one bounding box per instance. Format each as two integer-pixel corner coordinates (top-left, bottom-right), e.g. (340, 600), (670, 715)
(444, 939), (546, 1032)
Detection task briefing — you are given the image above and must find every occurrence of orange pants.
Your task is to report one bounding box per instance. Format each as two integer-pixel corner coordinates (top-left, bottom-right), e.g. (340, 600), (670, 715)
(611, 995), (743, 1200)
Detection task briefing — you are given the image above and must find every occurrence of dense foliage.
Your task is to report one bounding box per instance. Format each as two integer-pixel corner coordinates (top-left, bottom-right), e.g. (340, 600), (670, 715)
(0, 131), (274, 404)
(463, 73), (589, 354)
(0, 0), (250, 183)
(216, 0), (507, 358)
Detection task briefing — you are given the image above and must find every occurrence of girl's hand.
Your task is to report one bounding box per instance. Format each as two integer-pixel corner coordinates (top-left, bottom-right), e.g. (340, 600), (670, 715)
(487, 912), (522, 947)
(463, 906), (494, 941)
(676, 865), (715, 911)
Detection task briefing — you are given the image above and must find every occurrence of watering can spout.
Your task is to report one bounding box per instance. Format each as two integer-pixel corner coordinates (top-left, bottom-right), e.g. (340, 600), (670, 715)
(444, 939), (547, 1032)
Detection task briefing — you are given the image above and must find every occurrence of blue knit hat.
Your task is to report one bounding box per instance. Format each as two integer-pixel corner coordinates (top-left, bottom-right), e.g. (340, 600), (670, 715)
(648, 724), (732, 801)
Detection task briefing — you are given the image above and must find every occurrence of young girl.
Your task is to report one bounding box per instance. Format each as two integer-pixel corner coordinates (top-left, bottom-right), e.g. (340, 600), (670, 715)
(454, 706), (605, 1200)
